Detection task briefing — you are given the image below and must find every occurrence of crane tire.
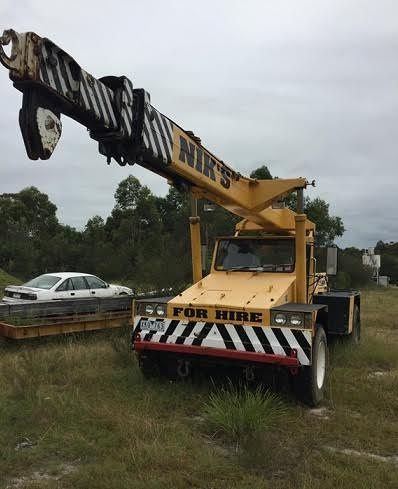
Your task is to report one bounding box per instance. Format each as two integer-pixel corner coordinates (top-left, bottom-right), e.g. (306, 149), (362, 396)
(293, 325), (328, 407)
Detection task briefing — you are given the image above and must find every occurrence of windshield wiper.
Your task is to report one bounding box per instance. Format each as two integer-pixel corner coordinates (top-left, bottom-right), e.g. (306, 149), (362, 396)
(227, 266), (264, 271)
(227, 265), (281, 272)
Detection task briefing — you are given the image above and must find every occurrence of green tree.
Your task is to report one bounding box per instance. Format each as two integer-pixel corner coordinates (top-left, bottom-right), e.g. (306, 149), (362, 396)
(375, 241), (398, 284)
(304, 198), (345, 246)
(155, 188), (192, 288)
(105, 176), (165, 288)
(250, 165), (273, 180)
(335, 247), (373, 288)
(0, 187), (59, 278)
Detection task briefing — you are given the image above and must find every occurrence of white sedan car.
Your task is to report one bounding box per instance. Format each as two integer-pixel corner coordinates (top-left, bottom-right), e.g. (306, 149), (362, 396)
(2, 272), (133, 302)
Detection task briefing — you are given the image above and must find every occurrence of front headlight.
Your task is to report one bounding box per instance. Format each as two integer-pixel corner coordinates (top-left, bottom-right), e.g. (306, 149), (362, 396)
(145, 304), (154, 315)
(155, 304), (166, 316)
(274, 313), (287, 325)
(290, 314), (303, 326)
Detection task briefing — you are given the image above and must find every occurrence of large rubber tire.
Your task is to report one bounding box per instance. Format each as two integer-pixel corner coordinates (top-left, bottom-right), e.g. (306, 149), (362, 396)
(293, 325), (328, 407)
(348, 305), (361, 345)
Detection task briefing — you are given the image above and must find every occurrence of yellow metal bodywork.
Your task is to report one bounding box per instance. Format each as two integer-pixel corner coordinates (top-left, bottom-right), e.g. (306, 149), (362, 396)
(295, 214), (307, 304)
(167, 270), (296, 327)
(154, 124), (316, 297)
(189, 216), (203, 283)
(165, 125), (315, 302)
(169, 125), (308, 228)
(167, 234), (306, 328)
(236, 208), (315, 234)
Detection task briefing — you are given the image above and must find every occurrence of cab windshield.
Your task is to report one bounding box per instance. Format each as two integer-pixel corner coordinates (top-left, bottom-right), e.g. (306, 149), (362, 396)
(215, 238), (295, 272)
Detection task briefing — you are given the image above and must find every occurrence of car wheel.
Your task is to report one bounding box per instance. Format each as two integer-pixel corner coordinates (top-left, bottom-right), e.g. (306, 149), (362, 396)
(292, 325), (328, 407)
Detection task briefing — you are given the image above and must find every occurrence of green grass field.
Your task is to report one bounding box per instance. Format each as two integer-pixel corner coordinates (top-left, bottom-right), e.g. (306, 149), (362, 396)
(0, 288), (397, 489)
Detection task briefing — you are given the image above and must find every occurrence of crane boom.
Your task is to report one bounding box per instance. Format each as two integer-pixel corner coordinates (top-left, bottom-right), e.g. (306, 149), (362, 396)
(0, 29), (310, 231)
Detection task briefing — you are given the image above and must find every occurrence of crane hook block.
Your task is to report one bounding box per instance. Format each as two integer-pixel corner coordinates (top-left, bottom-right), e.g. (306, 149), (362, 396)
(0, 28), (135, 162)
(19, 90), (62, 160)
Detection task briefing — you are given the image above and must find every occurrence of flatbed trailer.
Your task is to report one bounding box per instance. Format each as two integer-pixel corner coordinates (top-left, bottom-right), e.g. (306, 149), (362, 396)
(0, 296), (132, 340)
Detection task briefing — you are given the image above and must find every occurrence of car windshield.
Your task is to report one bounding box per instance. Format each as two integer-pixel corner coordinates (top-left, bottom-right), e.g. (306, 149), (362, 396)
(215, 238), (295, 272)
(23, 274), (62, 289)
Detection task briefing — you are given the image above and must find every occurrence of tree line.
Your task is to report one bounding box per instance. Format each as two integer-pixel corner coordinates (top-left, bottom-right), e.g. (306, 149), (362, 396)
(0, 165), (390, 291)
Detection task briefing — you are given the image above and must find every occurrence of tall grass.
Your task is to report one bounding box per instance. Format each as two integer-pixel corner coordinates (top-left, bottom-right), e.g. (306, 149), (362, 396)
(203, 383), (286, 445)
(1, 289), (398, 488)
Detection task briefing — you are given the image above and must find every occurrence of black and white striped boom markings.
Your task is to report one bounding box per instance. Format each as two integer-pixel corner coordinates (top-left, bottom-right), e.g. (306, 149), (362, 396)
(39, 40), (118, 131)
(143, 97), (174, 164)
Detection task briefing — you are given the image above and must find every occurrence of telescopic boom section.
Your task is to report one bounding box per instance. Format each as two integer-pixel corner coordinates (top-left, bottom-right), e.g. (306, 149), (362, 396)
(0, 29), (310, 230)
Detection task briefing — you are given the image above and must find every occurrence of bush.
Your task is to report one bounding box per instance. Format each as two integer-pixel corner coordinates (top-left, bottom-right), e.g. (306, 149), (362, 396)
(203, 383), (286, 445)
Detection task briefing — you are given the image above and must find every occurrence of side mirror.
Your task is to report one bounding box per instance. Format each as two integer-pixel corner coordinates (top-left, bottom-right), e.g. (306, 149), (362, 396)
(326, 246), (338, 276)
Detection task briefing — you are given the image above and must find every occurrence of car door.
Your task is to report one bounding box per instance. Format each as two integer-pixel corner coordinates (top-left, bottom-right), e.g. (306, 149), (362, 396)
(85, 275), (112, 298)
(54, 278), (74, 300)
(69, 276), (91, 299)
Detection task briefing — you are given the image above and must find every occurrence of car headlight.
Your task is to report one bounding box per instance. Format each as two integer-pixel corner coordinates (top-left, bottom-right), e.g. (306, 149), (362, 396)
(274, 313), (287, 325)
(290, 314), (303, 326)
(155, 304), (166, 316)
(145, 304), (154, 315)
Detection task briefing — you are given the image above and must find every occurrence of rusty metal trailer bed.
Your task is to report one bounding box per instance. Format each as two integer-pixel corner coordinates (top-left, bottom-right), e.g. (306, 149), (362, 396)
(0, 296), (133, 340)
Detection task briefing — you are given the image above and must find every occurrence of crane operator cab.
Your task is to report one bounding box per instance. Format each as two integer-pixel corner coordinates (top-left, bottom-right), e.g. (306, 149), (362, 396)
(216, 237), (295, 272)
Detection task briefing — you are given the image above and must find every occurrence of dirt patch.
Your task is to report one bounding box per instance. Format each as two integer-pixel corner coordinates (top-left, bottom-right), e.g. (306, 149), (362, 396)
(14, 437), (35, 451)
(367, 370), (397, 379)
(6, 463), (77, 488)
(308, 407), (331, 419)
(325, 446), (398, 465)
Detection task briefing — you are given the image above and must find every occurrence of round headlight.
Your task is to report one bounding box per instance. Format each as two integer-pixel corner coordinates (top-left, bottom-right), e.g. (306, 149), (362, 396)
(145, 304), (154, 315)
(274, 313), (287, 325)
(155, 304), (166, 316)
(290, 314), (303, 326)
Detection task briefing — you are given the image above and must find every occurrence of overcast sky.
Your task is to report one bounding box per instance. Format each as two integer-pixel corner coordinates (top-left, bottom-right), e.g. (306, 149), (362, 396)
(1, 0), (397, 248)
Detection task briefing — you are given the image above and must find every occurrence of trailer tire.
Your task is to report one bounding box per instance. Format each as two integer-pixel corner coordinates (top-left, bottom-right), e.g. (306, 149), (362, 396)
(348, 305), (360, 345)
(293, 325), (328, 407)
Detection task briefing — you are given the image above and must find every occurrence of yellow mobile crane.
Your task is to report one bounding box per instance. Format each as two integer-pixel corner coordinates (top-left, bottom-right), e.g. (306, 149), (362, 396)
(0, 29), (360, 405)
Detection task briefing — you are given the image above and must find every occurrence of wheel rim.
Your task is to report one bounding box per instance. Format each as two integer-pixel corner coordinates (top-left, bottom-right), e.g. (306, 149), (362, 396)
(316, 340), (326, 389)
